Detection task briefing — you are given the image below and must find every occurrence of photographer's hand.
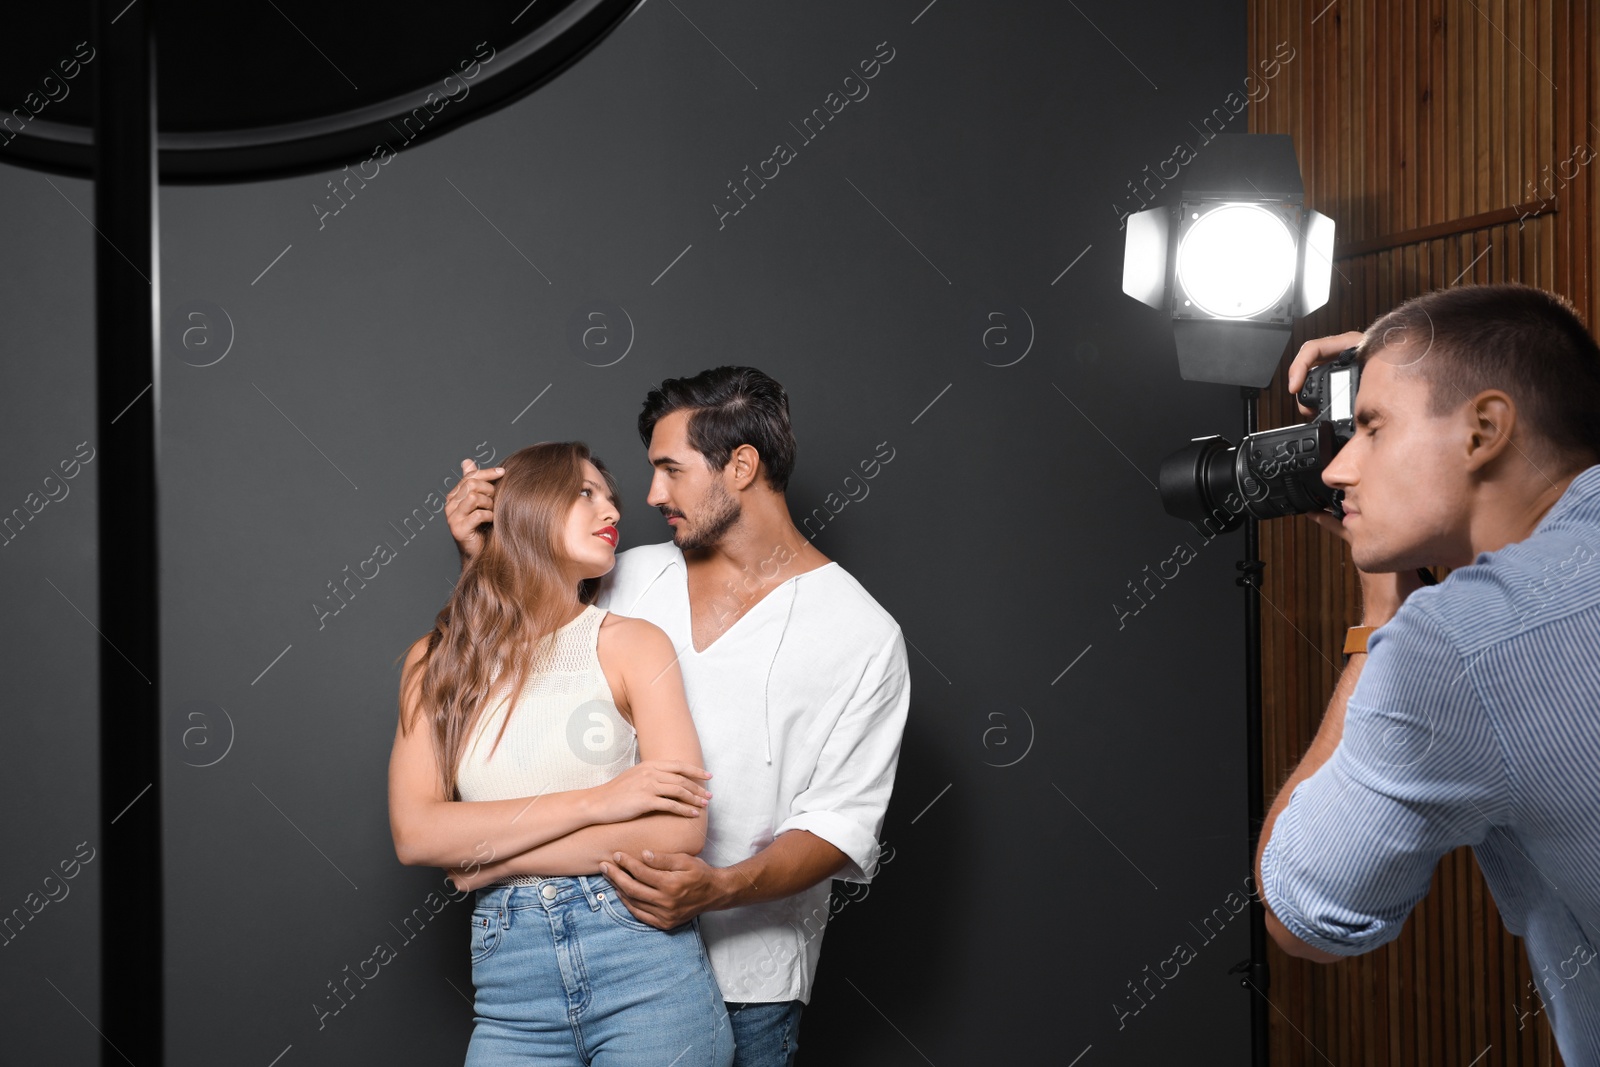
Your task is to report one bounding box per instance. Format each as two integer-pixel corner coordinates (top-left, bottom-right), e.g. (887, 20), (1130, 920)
(1287, 330), (1366, 418)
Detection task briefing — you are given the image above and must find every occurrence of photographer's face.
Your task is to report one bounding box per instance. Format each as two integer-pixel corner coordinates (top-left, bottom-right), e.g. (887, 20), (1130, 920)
(1321, 353), (1471, 571)
(646, 410), (741, 551)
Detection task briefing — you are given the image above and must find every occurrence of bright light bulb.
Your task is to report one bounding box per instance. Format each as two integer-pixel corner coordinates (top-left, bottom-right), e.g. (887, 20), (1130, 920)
(1175, 204), (1298, 319)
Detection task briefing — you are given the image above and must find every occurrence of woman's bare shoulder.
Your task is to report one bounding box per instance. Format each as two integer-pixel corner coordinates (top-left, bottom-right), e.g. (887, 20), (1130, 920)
(594, 612), (677, 722)
(597, 610), (671, 654)
(598, 610), (678, 664)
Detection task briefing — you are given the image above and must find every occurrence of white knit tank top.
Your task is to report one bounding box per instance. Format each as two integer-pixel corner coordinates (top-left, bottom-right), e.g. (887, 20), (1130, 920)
(455, 605), (639, 884)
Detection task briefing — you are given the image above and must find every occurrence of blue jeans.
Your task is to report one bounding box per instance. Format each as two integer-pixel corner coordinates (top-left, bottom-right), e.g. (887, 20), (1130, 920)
(466, 874), (734, 1067)
(727, 1000), (803, 1067)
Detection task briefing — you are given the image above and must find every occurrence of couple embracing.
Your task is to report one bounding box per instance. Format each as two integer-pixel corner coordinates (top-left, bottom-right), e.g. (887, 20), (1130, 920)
(388, 366), (911, 1066)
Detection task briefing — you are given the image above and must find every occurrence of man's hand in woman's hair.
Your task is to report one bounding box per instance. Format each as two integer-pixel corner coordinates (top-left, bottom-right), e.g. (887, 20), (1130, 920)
(445, 458), (504, 565)
(587, 759), (713, 825)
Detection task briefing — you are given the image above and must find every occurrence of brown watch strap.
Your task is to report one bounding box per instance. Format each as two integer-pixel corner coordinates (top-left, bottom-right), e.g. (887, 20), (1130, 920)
(1344, 625), (1378, 655)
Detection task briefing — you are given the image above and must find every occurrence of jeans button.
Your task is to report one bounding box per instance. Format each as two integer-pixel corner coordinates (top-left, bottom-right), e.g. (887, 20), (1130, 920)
(541, 884), (557, 900)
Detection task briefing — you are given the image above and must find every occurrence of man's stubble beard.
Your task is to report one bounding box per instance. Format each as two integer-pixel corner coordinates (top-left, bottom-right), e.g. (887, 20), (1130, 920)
(675, 479), (741, 551)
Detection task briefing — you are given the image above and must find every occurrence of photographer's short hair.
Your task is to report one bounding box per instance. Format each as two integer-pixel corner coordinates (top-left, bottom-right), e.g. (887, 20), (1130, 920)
(637, 366), (797, 491)
(1360, 283), (1600, 471)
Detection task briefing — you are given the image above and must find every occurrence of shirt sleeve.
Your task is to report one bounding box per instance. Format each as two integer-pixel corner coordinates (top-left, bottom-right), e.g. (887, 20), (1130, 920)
(773, 627), (910, 883)
(1259, 601), (1510, 956)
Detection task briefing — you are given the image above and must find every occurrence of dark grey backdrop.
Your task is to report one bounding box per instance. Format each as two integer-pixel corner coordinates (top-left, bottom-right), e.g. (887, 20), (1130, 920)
(1, 0), (1264, 1062)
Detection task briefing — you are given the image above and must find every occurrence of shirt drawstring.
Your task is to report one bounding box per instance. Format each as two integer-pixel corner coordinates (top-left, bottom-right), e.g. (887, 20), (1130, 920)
(762, 581), (799, 764)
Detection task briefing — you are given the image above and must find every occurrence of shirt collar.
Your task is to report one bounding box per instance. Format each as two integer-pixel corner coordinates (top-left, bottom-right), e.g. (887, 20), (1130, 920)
(1533, 462), (1600, 535)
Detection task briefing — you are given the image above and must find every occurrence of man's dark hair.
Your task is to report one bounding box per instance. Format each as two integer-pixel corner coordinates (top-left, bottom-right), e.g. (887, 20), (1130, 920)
(1359, 283), (1600, 471)
(637, 366), (797, 491)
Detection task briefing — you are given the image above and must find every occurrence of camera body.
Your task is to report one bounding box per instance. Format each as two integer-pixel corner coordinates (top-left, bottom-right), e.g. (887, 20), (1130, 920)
(1158, 346), (1361, 534)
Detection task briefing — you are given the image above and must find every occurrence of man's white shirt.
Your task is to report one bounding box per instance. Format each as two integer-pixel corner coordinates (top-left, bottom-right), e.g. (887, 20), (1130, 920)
(593, 540), (909, 1004)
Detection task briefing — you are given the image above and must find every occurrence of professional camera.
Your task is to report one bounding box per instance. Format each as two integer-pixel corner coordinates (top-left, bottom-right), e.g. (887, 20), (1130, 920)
(1158, 346), (1360, 534)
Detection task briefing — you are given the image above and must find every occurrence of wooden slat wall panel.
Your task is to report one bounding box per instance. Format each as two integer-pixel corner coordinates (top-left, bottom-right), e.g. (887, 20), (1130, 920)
(1247, 1), (1597, 1063)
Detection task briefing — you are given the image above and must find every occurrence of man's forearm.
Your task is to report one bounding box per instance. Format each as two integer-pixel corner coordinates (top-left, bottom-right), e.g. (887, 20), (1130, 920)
(1256, 651), (1365, 871)
(1253, 648), (1368, 963)
(708, 829), (852, 912)
(1256, 568), (1414, 874)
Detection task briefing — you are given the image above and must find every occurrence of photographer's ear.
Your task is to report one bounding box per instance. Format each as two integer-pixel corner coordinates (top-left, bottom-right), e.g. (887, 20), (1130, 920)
(1463, 390), (1518, 472)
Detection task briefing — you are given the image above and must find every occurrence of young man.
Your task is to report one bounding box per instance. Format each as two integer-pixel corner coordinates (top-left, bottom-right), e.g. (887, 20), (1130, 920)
(1256, 284), (1600, 1059)
(443, 366), (910, 1067)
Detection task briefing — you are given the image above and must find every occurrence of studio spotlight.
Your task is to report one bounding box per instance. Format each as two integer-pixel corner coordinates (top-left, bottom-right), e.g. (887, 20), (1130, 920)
(1122, 135), (1335, 387)
(1176, 203), (1298, 318)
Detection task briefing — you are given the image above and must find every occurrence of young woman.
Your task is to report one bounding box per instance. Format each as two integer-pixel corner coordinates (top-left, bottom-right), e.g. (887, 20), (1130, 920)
(388, 441), (735, 1067)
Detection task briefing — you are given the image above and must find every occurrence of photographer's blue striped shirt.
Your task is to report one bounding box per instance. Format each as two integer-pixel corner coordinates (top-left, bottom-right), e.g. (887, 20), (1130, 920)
(1260, 462), (1600, 1062)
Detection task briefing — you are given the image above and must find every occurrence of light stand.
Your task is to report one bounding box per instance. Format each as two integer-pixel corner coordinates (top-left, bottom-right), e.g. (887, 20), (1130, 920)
(1226, 386), (1271, 1067)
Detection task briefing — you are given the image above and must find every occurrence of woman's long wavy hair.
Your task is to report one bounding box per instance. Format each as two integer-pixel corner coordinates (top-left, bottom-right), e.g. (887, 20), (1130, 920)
(396, 441), (622, 801)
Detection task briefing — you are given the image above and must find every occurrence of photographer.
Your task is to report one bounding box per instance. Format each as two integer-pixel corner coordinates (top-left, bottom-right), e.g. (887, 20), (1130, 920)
(1254, 283), (1600, 1058)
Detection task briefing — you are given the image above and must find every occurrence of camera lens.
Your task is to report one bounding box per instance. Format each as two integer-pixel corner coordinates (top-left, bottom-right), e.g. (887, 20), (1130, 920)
(1159, 436), (1247, 534)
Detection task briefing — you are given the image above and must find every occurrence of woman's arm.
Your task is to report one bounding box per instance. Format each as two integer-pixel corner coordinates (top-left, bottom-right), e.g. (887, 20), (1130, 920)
(447, 811), (709, 890)
(388, 634), (709, 868)
(445, 615), (713, 889)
